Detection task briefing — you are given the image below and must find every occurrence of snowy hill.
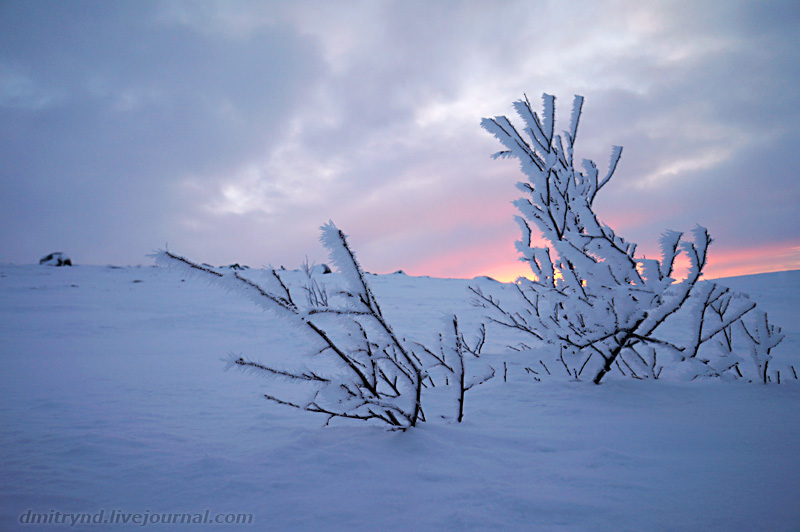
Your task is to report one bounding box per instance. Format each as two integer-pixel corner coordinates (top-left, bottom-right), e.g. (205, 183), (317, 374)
(1, 264), (799, 531)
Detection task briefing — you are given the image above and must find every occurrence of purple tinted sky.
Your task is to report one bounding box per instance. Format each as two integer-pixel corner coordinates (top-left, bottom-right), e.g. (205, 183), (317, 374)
(2, 0), (798, 280)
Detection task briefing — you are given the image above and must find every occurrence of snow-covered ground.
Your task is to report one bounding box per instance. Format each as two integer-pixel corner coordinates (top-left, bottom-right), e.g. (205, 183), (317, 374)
(1, 264), (798, 531)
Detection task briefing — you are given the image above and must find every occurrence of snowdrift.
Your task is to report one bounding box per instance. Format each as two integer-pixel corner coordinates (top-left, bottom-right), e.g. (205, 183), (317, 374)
(1, 264), (798, 531)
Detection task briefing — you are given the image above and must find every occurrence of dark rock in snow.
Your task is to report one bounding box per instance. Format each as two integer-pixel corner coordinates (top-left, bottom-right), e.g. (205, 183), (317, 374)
(311, 264), (332, 274)
(225, 263), (249, 271)
(39, 252), (72, 266)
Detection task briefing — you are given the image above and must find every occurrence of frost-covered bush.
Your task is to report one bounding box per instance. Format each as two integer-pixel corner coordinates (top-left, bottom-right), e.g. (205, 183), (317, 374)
(418, 317), (494, 423)
(156, 222), (492, 428)
(672, 281), (784, 382)
(474, 93), (784, 383)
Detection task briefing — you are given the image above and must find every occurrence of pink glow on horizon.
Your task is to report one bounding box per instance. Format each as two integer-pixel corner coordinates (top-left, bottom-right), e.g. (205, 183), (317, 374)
(703, 241), (800, 279)
(401, 238), (519, 280)
(404, 239), (800, 283)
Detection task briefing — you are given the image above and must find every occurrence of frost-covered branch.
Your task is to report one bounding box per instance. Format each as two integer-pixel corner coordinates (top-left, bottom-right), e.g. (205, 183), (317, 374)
(155, 222), (428, 429)
(740, 310), (785, 383)
(475, 93), (777, 383)
(415, 316), (494, 423)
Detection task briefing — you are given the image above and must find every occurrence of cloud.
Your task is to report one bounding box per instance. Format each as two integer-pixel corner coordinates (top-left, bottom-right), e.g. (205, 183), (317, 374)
(0, 0), (325, 263)
(1, 0), (798, 279)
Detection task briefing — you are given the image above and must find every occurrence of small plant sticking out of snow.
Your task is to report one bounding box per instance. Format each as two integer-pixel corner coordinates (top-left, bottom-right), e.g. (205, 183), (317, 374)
(474, 93), (784, 383)
(156, 222), (492, 429)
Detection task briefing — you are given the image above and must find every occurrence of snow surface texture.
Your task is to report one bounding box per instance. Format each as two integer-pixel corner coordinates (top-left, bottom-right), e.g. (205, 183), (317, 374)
(1, 264), (799, 531)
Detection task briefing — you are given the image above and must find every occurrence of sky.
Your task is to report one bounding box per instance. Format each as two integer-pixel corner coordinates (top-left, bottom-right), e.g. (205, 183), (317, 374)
(1, 0), (799, 281)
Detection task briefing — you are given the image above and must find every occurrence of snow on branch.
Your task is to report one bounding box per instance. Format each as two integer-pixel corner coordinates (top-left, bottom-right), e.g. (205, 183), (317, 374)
(740, 309), (785, 383)
(416, 316), (494, 422)
(153, 250), (301, 323)
(156, 222), (429, 429)
(156, 222), (495, 428)
(319, 221), (383, 317)
(475, 92), (785, 384)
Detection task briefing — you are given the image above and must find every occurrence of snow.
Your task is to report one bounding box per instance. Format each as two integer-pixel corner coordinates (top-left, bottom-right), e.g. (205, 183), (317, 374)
(1, 264), (799, 531)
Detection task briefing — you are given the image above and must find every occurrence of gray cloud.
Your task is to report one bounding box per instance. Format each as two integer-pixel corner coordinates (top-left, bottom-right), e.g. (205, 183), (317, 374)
(1, 0), (798, 278)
